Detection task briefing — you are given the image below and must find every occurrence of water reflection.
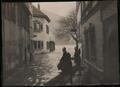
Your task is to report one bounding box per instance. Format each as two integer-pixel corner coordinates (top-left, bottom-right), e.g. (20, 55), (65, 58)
(27, 45), (76, 85)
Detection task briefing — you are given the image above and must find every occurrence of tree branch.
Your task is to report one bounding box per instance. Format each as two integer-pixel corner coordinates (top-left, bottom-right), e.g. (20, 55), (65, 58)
(56, 9), (79, 44)
(70, 33), (77, 41)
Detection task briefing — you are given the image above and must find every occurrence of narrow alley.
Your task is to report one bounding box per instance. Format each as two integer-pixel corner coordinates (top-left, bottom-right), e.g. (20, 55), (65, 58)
(4, 45), (83, 86)
(2, 1), (119, 86)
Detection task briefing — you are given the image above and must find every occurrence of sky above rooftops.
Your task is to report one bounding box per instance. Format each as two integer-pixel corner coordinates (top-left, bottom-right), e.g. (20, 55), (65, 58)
(32, 2), (76, 17)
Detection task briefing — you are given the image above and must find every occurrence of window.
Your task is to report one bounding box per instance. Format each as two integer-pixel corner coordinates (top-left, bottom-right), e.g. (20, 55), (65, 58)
(39, 41), (44, 50)
(47, 41), (49, 49)
(34, 22), (37, 32)
(34, 22), (43, 32)
(39, 23), (43, 32)
(34, 41), (37, 49)
(37, 23), (39, 31)
(38, 41), (40, 49)
(41, 41), (43, 49)
(41, 23), (43, 31)
(46, 25), (49, 34)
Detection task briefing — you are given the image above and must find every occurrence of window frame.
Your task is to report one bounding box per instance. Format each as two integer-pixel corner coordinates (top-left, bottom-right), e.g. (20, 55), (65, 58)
(46, 25), (49, 34)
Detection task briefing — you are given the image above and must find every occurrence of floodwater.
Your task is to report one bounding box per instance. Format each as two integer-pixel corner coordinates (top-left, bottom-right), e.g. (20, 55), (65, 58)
(27, 44), (80, 85)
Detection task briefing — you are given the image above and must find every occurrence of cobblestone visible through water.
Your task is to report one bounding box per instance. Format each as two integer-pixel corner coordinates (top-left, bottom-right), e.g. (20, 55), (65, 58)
(28, 45), (76, 85)
(4, 45), (77, 86)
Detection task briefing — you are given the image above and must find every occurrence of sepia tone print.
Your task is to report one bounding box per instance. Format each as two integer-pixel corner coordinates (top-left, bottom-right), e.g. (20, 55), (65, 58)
(2, 0), (119, 86)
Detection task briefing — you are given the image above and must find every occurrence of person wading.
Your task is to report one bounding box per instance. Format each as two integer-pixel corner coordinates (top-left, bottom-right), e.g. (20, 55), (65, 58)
(57, 47), (73, 84)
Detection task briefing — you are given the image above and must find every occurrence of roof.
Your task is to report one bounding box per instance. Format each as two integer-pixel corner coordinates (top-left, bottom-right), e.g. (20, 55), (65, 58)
(32, 6), (50, 22)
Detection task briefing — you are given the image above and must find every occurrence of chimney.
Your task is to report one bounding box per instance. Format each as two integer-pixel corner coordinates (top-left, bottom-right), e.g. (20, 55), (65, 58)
(38, 4), (40, 10)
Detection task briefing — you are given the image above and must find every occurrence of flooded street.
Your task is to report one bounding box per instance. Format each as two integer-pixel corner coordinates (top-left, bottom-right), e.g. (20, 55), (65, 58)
(3, 1), (119, 86)
(4, 44), (81, 86)
(27, 45), (76, 85)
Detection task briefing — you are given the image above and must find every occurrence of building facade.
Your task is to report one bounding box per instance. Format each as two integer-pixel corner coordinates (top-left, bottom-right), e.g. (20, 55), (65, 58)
(76, 0), (119, 84)
(32, 5), (55, 54)
(2, 3), (32, 82)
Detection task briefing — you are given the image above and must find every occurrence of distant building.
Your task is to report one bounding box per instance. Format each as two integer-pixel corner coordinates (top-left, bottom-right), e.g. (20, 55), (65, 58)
(76, 0), (119, 84)
(2, 3), (32, 82)
(32, 4), (55, 54)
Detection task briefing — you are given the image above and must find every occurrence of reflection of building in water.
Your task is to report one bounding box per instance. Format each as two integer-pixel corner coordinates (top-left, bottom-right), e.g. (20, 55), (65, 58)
(76, 0), (119, 84)
(32, 4), (55, 54)
(2, 3), (32, 82)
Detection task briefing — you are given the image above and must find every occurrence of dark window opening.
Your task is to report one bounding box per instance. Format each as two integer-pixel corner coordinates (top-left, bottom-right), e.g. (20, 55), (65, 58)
(34, 41), (37, 49)
(34, 22), (37, 32)
(38, 41), (40, 49)
(41, 41), (43, 49)
(39, 22), (43, 32)
(46, 25), (49, 34)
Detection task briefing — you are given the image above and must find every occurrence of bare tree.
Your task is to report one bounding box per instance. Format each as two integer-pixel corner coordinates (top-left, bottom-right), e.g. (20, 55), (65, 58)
(56, 9), (80, 47)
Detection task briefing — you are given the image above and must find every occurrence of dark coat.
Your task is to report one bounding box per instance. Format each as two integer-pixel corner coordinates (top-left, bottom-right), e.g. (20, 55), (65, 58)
(57, 52), (72, 73)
